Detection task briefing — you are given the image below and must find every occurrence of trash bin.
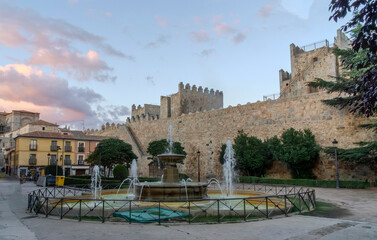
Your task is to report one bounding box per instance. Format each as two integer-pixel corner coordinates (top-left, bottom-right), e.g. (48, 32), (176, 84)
(46, 175), (56, 186)
(56, 176), (65, 186)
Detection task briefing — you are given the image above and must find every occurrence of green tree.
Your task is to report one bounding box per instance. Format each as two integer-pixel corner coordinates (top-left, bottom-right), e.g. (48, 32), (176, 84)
(309, 2), (377, 165)
(112, 164), (129, 180)
(326, 0), (377, 116)
(147, 139), (187, 157)
(218, 143), (227, 165)
(86, 138), (137, 176)
(278, 128), (321, 179)
(232, 131), (272, 177)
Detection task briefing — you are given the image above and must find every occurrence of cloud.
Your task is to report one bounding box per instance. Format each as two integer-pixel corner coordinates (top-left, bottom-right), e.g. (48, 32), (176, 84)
(29, 49), (116, 82)
(0, 64), (127, 127)
(96, 105), (130, 124)
(214, 22), (236, 37)
(0, 64), (102, 116)
(0, 4), (131, 81)
(258, 5), (274, 18)
(233, 33), (246, 45)
(191, 30), (210, 43)
(155, 15), (167, 28)
(200, 49), (215, 57)
(145, 35), (169, 48)
(145, 76), (155, 85)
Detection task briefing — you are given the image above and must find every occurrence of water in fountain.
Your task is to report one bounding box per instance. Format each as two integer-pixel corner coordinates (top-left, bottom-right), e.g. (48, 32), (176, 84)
(160, 174), (164, 183)
(207, 178), (225, 196)
(167, 125), (174, 153)
(223, 140), (237, 196)
(180, 179), (189, 201)
(91, 165), (102, 199)
(130, 159), (138, 178)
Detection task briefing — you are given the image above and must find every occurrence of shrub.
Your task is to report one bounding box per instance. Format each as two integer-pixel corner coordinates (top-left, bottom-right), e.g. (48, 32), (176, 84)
(238, 176), (370, 188)
(44, 165), (63, 176)
(232, 131), (272, 177)
(113, 164), (128, 180)
(278, 128), (321, 179)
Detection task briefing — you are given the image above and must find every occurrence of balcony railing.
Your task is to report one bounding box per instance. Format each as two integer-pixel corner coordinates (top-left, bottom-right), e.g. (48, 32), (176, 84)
(50, 145), (58, 151)
(65, 146), (72, 152)
(50, 160), (57, 165)
(64, 160), (72, 165)
(78, 160), (84, 165)
(29, 159), (37, 165)
(78, 147), (85, 152)
(29, 144), (38, 151)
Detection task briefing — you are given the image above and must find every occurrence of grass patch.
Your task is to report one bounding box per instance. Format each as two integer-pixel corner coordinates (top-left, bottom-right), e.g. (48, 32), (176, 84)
(301, 201), (334, 216)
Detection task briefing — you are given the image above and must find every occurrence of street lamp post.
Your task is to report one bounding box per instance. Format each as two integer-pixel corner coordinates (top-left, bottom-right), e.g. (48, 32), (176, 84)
(98, 144), (102, 176)
(332, 139), (339, 189)
(47, 153), (51, 165)
(197, 150), (201, 182)
(56, 146), (61, 176)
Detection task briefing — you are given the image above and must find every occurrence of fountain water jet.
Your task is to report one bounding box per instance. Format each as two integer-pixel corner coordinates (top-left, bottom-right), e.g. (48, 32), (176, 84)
(91, 165), (102, 199)
(223, 140), (237, 197)
(130, 159), (138, 178)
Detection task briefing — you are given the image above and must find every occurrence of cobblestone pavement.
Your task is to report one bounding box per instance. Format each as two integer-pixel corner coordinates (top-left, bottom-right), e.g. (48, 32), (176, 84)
(1, 177), (377, 240)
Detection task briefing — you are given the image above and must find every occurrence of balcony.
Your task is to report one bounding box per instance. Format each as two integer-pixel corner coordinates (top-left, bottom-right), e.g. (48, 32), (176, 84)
(78, 160), (84, 165)
(29, 144), (38, 151)
(50, 145), (58, 151)
(64, 160), (72, 165)
(78, 147), (85, 152)
(29, 159), (37, 165)
(65, 146), (72, 152)
(49, 160), (57, 165)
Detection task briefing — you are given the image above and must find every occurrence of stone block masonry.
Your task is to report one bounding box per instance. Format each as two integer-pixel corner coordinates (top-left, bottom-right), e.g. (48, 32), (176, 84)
(89, 30), (376, 182)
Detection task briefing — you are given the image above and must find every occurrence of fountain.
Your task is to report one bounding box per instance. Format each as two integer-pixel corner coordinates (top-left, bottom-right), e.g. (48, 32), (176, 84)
(134, 125), (208, 200)
(91, 165), (102, 199)
(223, 140), (237, 196)
(130, 159), (138, 178)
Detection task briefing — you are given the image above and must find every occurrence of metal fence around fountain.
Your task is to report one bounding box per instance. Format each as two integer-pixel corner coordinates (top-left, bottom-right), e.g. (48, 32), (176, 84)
(27, 183), (315, 224)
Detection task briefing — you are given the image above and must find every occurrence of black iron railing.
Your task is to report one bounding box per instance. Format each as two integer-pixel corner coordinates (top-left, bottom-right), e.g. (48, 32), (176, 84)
(27, 184), (315, 224)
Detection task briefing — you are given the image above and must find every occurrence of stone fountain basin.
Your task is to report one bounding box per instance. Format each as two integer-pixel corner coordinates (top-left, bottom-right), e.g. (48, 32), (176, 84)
(134, 182), (209, 201)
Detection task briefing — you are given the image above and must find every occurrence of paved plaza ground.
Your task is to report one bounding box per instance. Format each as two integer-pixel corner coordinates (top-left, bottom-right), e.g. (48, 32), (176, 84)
(1, 176), (377, 240)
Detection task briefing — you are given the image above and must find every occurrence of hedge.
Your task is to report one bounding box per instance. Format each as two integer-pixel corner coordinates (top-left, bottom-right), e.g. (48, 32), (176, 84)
(238, 176), (370, 189)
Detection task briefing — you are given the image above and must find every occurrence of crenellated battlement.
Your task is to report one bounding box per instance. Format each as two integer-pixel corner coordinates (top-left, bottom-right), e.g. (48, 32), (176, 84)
(178, 82), (223, 96)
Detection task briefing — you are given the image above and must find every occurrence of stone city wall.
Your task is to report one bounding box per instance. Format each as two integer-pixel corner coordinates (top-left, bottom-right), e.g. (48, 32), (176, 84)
(92, 91), (376, 182)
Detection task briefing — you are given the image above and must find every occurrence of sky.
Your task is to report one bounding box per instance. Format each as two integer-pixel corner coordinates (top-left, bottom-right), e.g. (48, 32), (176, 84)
(0, 0), (348, 130)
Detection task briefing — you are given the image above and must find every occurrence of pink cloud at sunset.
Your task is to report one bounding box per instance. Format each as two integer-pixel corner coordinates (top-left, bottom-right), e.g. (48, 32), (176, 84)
(155, 15), (168, 28)
(28, 48), (115, 82)
(0, 64), (130, 127)
(214, 22), (236, 37)
(191, 30), (210, 43)
(0, 4), (128, 82)
(259, 5), (274, 18)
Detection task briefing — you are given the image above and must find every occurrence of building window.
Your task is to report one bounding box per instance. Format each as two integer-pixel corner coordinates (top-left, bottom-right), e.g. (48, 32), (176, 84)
(30, 140), (37, 151)
(78, 142), (85, 152)
(50, 155), (57, 165)
(78, 155), (84, 165)
(51, 141), (58, 151)
(65, 141), (72, 152)
(42, 127), (45, 130)
(64, 155), (71, 165)
(29, 154), (36, 165)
